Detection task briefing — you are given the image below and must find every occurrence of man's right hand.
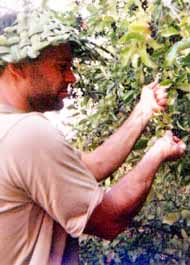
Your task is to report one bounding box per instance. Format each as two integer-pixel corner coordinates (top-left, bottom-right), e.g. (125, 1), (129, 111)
(85, 130), (186, 241)
(152, 131), (186, 161)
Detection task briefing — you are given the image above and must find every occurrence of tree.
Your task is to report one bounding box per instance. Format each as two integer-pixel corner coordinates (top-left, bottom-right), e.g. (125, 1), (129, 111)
(27, 0), (190, 263)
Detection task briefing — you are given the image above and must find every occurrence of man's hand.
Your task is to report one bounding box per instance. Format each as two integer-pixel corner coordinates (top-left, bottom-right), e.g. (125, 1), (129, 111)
(139, 78), (169, 119)
(82, 78), (173, 183)
(85, 130), (186, 240)
(151, 131), (186, 161)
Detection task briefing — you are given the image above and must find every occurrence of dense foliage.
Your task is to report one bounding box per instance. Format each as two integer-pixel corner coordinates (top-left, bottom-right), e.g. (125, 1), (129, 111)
(54, 0), (190, 264)
(43, 0), (190, 263)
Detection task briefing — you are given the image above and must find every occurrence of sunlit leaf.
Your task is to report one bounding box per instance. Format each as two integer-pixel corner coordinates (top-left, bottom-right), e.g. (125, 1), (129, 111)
(139, 47), (157, 68)
(128, 21), (151, 34)
(166, 38), (190, 65)
(160, 27), (179, 37)
(119, 32), (145, 43)
(163, 212), (180, 225)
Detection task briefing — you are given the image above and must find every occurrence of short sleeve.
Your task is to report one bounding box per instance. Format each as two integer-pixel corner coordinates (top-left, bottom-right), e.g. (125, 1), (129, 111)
(8, 114), (104, 238)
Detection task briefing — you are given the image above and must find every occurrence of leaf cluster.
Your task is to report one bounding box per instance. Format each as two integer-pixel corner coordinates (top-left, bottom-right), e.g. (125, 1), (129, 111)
(50, 0), (190, 263)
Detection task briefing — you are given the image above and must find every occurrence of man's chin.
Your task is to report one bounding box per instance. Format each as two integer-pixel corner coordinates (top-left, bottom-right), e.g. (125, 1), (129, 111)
(29, 97), (64, 112)
(53, 99), (64, 111)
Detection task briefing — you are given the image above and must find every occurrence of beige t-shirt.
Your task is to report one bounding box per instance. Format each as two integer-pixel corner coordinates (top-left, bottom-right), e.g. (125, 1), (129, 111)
(0, 105), (104, 265)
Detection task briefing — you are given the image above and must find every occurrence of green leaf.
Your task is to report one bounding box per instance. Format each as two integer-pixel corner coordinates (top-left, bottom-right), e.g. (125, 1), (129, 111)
(176, 82), (190, 92)
(87, 4), (98, 13)
(160, 27), (179, 37)
(131, 53), (140, 68)
(181, 229), (189, 240)
(119, 47), (134, 66)
(103, 16), (114, 24)
(134, 138), (148, 150)
(180, 53), (190, 66)
(41, 0), (48, 8)
(119, 32), (145, 43)
(148, 39), (163, 50)
(163, 212), (180, 225)
(160, 80), (173, 87)
(128, 21), (150, 34)
(181, 210), (190, 220)
(176, 120), (187, 131)
(139, 47), (157, 68)
(123, 90), (134, 102)
(166, 38), (190, 66)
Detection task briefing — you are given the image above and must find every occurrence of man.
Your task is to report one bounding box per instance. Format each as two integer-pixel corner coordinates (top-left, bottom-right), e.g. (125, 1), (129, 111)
(0, 9), (186, 265)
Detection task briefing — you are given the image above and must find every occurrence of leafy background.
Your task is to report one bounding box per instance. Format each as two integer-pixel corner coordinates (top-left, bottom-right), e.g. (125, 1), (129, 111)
(12, 0), (190, 264)
(54, 0), (190, 264)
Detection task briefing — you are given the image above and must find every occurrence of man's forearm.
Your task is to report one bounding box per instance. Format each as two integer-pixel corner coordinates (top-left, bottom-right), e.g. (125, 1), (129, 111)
(107, 146), (163, 220)
(82, 102), (152, 181)
(84, 145), (163, 240)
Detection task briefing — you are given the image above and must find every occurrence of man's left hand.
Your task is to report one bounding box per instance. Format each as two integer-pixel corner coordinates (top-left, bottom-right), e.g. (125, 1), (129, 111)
(139, 78), (169, 117)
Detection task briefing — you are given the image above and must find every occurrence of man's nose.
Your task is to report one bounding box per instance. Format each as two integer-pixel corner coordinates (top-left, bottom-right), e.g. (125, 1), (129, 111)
(65, 69), (76, 84)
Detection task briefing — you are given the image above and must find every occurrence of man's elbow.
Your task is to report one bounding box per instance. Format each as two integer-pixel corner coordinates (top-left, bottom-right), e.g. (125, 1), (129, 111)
(101, 228), (121, 241)
(85, 220), (125, 241)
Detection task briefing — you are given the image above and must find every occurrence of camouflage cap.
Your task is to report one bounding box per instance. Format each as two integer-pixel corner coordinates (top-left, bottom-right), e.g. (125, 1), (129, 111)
(0, 8), (100, 67)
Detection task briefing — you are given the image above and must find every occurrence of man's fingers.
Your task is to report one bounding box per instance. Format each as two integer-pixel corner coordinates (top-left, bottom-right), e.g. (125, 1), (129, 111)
(173, 136), (181, 143)
(147, 79), (159, 89)
(173, 136), (186, 153)
(179, 142), (186, 151)
(155, 89), (168, 106)
(176, 142), (186, 156)
(154, 85), (169, 93)
(156, 98), (167, 106)
(155, 89), (168, 97)
(155, 92), (168, 101)
(158, 106), (166, 112)
(155, 131), (186, 161)
(164, 130), (173, 138)
(154, 88), (168, 108)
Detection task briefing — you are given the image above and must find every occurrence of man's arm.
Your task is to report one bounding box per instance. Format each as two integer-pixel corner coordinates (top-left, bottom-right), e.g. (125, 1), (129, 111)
(82, 79), (168, 181)
(84, 132), (186, 240)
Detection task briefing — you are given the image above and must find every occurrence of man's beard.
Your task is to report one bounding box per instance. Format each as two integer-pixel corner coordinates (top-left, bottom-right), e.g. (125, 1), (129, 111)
(28, 93), (64, 112)
(27, 72), (65, 112)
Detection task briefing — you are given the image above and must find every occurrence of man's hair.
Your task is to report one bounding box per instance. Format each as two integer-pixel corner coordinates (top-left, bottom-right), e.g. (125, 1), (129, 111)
(0, 13), (17, 34)
(0, 13), (17, 75)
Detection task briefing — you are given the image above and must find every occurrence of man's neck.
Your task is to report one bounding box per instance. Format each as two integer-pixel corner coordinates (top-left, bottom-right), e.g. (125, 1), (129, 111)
(0, 103), (24, 113)
(0, 69), (28, 112)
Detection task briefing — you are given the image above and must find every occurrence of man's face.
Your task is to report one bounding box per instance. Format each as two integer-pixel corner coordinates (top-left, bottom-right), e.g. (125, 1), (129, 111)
(26, 43), (76, 112)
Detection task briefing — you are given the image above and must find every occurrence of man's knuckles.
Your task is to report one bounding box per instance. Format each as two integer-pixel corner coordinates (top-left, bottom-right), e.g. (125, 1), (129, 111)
(178, 142), (186, 154)
(157, 99), (167, 106)
(155, 91), (168, 99)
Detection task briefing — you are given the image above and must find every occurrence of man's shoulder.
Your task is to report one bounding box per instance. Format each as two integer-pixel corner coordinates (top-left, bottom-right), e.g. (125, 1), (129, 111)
(13, 112), (56, 136)
(15, 111), (50, 128)
(0, 111), (56, 142)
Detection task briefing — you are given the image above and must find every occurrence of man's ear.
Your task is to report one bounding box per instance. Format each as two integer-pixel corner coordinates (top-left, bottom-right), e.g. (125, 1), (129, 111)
(7, 63), (26, 79)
